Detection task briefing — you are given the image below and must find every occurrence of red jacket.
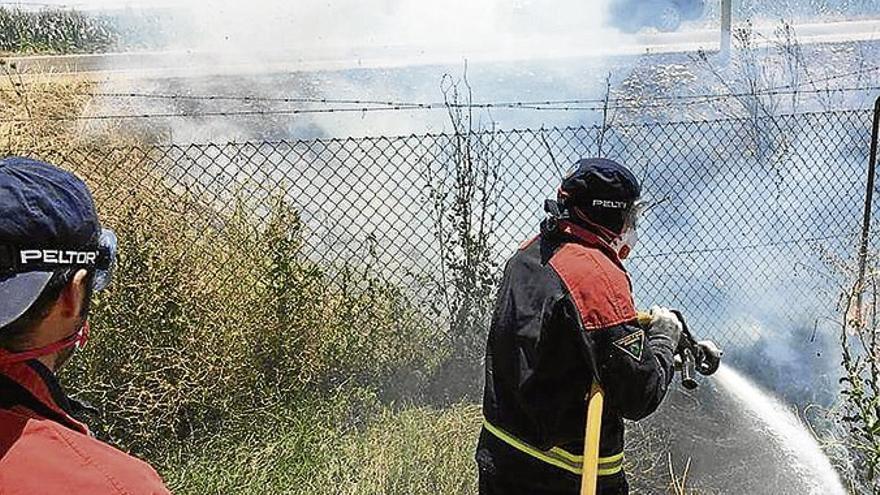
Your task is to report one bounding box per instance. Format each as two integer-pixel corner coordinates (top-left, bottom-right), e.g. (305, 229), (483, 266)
(0, 353), (171, 494)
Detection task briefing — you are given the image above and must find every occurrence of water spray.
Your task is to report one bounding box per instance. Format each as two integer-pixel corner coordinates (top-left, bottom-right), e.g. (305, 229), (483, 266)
(715, 365), (847, 494)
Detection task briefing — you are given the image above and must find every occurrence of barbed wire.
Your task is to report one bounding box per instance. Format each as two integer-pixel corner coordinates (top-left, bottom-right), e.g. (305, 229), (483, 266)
(3, 86), (878, 122)
(2, 75), (879, 122)
(485, 85), (880, 111)
(510, 64), (880, 107)
(56, 92), (433, 108)
(4, 63), (879, 111)
(0, 105), (439, 122)
(770, 64), (880, 89)
(21, 78), (880, 108)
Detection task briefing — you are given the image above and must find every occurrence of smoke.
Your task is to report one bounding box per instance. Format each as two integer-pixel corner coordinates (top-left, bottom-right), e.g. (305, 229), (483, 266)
(188, 1), (539, 55)
(627, 106), (871, 409)
(80, 0), (628, 141)
(77, 0), (876, 411)
(172, 0), (613, 59)
(52, 1), (879, 486)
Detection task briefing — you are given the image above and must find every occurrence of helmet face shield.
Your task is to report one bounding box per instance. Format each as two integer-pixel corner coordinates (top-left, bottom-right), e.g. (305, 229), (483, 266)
(625, 199), (652, 231)
(92, 228), (117, 292)
(614, 199), (651, 260)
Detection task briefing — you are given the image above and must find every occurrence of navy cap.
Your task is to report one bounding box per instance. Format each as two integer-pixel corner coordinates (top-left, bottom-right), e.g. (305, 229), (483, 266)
(558, 157), (641, 233)
(0, 157), (101, 329)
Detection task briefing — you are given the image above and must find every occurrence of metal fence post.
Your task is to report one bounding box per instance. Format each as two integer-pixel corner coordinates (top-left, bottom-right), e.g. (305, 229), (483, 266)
(856, 96), (880, 313)
(720, 0), (732, 62)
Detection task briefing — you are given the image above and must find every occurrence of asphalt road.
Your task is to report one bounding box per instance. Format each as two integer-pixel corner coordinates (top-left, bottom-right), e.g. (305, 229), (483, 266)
(8, 18), (880, 80)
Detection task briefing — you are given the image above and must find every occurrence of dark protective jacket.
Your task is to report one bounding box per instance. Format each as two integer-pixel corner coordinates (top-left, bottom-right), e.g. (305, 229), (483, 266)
(0, 352), (171, 495)
(476, 220), (675, 495)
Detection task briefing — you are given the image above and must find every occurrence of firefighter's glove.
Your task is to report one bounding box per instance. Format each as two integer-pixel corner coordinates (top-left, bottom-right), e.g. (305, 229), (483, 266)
(646, 305), (683, 355)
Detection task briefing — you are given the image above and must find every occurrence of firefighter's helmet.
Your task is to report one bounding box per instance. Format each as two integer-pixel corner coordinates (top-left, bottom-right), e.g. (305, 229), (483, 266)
(558, 157), (641, 235)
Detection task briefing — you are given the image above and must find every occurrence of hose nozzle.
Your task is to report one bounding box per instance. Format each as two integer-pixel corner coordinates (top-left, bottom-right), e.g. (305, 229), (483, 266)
(639, 310), (723, 389)
(695, 340), (722, 376)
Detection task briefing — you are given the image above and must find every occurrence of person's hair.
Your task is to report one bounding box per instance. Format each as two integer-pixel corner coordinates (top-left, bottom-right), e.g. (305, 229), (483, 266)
(0, 269), (94, 352)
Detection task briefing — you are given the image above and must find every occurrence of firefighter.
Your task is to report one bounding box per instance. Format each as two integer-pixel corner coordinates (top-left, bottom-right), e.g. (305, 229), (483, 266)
(0, 157), (171, 493)
(476, 157), (683, 495)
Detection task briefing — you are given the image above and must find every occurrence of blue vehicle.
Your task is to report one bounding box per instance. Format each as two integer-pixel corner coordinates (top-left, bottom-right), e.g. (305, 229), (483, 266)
(609, 0), (706, 32)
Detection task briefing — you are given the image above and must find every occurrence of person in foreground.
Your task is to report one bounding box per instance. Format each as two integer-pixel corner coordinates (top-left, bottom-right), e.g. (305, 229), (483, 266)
(476, 157), (683, 495)
(0, 157), (171, 494)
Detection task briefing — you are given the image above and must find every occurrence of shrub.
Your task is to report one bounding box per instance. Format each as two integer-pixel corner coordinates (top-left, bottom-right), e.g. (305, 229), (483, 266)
(54, 148), (441, 458)
(1, 76), (444, 465)
(0, 7), (117, 54)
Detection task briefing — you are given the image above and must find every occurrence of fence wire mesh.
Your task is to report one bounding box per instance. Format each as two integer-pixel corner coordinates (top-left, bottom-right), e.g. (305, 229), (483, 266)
(46, 108), (877, 350)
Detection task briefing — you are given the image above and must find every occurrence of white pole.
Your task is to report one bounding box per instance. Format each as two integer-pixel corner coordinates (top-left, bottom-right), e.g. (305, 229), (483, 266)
(720, 0), (732, 62)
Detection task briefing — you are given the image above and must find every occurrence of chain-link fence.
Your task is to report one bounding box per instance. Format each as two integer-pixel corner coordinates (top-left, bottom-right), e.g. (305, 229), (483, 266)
(51, 106), (878, 351)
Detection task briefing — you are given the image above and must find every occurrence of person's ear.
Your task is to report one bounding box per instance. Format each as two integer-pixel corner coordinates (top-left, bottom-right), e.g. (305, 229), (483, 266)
(59, 269), (89, 319)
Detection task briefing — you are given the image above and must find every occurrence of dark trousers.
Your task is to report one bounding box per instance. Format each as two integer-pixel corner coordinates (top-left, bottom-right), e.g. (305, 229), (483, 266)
(478, 467), (628, 495)
(476, 428), (628, 495)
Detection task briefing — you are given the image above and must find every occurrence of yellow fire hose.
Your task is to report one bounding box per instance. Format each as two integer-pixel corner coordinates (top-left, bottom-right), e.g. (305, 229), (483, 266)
(580, 312), (653, 495)
(580, 382), (605, 495)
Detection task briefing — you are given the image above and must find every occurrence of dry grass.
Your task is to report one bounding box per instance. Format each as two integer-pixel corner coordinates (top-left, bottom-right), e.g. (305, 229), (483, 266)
(1, 70), (443, 460)
(0, 65), (93, 153)
(0, 73), (704, 494)
(161, 402), (700, 495)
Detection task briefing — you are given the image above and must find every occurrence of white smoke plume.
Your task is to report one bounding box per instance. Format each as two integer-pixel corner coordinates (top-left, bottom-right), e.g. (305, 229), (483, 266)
(74, 0), (627, 141)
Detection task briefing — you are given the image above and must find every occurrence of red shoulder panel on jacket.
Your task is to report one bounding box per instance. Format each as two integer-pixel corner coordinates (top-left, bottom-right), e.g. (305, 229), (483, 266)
(549, 242), (637, 331)
(0, 411), (171, 494)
